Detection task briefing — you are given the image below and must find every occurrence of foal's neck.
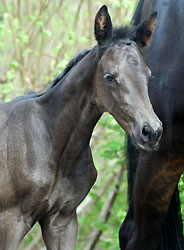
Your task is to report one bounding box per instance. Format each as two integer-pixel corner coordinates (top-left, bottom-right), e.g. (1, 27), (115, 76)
(38, 46), (102, 160)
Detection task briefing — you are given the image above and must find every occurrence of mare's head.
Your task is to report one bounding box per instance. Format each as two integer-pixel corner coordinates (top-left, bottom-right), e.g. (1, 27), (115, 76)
(94, 5), (162, 151)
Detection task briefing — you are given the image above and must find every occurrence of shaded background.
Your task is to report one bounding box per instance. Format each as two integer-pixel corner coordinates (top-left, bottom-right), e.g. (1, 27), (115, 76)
(0, 0), (184, 249)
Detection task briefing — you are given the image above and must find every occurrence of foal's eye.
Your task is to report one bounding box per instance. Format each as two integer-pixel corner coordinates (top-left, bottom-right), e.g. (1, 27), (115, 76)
(104, 73), (114, 83)
(126, 42), (131, 45)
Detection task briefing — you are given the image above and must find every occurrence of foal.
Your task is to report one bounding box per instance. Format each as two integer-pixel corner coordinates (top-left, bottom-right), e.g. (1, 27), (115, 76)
(0, 5), (162, 249)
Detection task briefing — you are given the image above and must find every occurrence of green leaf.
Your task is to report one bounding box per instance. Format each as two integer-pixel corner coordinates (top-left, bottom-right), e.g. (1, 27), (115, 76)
(6, 70), (15, 81)
(9, 61), (19, 69)
(18, 31), (29, 44)
(23, 48), (32, 57)
(43, 29), (52, 37)
(3, 13), (9, 20)
(13, 18), (20, 29)
(36, 20), (44, 28)
(112, 2), (121, 8)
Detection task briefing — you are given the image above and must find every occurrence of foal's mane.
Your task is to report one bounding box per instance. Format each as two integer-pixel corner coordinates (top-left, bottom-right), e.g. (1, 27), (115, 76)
(48, 49), (91, 89)
(14, 49), (91, 102)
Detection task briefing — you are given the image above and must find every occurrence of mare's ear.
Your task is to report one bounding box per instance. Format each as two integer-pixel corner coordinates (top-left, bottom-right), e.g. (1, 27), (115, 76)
(133, 12), (157, 47)
(94, 5), (112, 46)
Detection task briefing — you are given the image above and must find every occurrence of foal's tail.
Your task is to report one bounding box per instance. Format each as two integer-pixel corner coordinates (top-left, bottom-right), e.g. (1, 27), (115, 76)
(126, 137), (184, 250)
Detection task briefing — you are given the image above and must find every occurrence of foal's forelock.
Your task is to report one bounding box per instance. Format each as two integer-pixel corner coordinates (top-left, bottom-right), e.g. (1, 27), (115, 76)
(101, 41), (144, 73)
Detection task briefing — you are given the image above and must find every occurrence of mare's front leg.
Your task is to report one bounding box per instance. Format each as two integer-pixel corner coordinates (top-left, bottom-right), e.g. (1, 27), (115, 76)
(39, 210), (77, 250)
(125, 151), (184, 250)
(119, 205), (135, 250)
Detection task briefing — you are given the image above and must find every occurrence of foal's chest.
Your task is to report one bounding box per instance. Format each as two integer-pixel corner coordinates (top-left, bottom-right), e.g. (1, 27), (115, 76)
(43, 147), (97, 215)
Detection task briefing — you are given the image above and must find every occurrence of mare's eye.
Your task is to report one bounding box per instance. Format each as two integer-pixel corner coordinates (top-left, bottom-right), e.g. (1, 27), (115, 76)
(104, 73), (114, 83)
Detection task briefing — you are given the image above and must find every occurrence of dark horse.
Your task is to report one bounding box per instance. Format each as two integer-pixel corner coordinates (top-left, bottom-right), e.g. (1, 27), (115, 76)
(0, 5), (162, 250)
(119, 0), (184, 250)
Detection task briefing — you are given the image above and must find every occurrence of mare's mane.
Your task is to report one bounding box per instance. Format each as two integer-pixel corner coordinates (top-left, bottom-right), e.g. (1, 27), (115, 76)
(132, 0), (145, 25)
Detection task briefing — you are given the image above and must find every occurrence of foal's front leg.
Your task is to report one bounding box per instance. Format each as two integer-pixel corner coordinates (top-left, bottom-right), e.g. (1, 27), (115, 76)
(0, 211), (31, 250)
(39, 210), (78, 250)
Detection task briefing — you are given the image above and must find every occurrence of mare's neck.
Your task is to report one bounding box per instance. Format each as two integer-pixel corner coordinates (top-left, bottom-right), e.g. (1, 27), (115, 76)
(38, 46), (102, 159)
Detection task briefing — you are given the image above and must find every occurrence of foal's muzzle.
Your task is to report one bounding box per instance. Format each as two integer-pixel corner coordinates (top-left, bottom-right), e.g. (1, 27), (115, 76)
(133, 122), (163, 151)
(141, 123), (162, 144)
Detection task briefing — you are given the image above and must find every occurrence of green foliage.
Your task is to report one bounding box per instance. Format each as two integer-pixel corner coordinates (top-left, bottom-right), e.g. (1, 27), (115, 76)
(179, 174), (184, 225)
(98, 115), (126, 160)
(23, 223), (43, 248)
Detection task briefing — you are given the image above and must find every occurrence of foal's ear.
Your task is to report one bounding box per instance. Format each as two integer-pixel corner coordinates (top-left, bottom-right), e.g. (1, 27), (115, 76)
(133, 12), (157, 47)
(95, 5), (112, 46)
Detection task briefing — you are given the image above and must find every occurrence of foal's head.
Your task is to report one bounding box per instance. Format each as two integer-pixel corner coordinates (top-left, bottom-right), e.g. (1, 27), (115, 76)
(94, 5), (162, 151)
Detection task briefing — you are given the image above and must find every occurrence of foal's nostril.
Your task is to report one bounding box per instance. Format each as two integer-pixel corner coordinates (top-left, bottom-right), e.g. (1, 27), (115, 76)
(142, 124), (153, 142)
(142, 125), (150, 137)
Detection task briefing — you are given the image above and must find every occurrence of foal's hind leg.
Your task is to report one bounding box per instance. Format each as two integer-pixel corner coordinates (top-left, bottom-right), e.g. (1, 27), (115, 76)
(39, 210), (78, 250)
